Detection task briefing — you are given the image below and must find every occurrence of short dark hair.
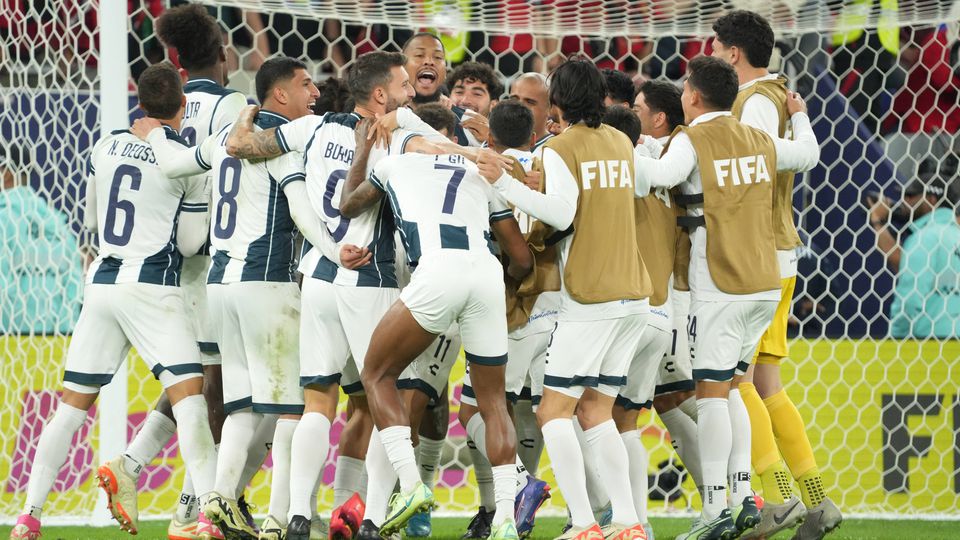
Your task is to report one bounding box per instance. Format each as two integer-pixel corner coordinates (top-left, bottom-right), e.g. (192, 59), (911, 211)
(712, 10), (776, 68)
(687, 56), (739, 111)
(489, 100), (534, 149)
(448, 62), (504, 100)
(602, 106), (641, 146)
(137, 62), (184, 119)
(638, 80), (684, 131)
(156, 4), (222, 72)
(255, 56), (307, 104)
(602, 68), (635, 105)
(348, 51), (407, 103)
(549, 59), (606, 128)
(402, 32), (445, 54)
(313, 77), (352, 114)
(412, 103), (458, 135)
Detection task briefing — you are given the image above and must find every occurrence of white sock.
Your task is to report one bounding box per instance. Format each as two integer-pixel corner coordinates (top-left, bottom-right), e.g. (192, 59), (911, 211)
(364, 428), (398, 526)
(573, 417), (610, 514)
(358, 464), (369, 502)
(268, 418), (296, 525)
(310, 471), (322, 519)
(541, 418), (593, 528)
(124, 410), (176, 478)
(334, 455), (366, 507)
(469, 439), (495, 510)
(237, 414), (277, 498)
(697, 398), (731, 521)
(175, 466), (198, 524)
(659, 406), (703, 488)
(584, 420), (638, 525)
(214, 410), (261, 496)
(515, 455), (531, 495)
(288, 413), (330, 520)
(679, 396), (698, 421)
(491, 464), (517, 526)
(22, 402), (88, 518)
(513, 399), (544, 475)
(171, 395), (217, 501)
(416, 437), (444, 490)
(620, 430), (648, 523)
(379, 425), (419, 492)
(727, 389), (752, 507)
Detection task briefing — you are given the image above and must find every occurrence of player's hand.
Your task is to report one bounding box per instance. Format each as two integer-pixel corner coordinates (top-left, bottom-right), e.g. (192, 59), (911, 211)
(438, 94), (454, 110)
(523, 170), (542, 190)
(339, 244), (372, 269)
(546, 117), (563, 135)
(461, 112), (490, 142)
(476, 148), (511, 184)
(786, 91), (807, 116)
(131, 117), (162, 141)
(368, 111), (398, 149)
(355, 118), (379, 152)
(237, 104), (260, 128)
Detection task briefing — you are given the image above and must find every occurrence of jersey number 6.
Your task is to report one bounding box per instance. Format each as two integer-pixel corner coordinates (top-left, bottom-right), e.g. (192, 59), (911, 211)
(103, 164), (142, 246)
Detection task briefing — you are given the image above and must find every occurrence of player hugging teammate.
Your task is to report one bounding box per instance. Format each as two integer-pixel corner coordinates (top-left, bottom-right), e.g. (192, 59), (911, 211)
(11, 7), (844, 540)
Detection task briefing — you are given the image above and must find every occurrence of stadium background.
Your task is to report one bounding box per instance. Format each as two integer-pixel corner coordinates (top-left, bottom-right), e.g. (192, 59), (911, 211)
(1, 0), (958, 524)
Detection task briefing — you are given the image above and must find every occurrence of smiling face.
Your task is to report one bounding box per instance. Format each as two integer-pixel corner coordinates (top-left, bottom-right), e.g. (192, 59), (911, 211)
(451, 77), (494, 115)
(383, 65), (415, 112)
(280, 68), (321, 118)
(404, 35), (446, 101)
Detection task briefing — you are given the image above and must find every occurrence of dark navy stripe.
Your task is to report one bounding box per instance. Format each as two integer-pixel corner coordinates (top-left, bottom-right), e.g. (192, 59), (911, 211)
(654, 379), (695, 396)
(275, 128), (291, 153)
(183, 78), (235, 96)
(195, 146), (211, 170)
(598, 374), (627, 387)
(615, 395), (653, 411)
(543, 374), (599, 388)
(461, 384), (476, 400)
(279, 173), (305, 189)
(255, 110), (290, 130)
(465, 351), (508, 366)
(506, 391), (520, 404)
(86, 155), (95, 175)
(140, 204), (182, 286)
(399, 133), (418, 154)
(439, 224), (469, 250)
(198, 341), (220, 354)
(341, 381), (364, 395)
(735, 360), (750, 373)
(92, 257), (122, 284)
(517, 386), (533, 401)
(242, 179), (297, 283)
(692, 367), (737, 382)
(369, 172), (386, 192)
(311, 255), (339, 283)
(209, 94), (229, 135)
(63, 371), (114, 385)
(357, 198), (397, 288)
(385, 181), (421, 266)
(224, 397), (254, 414)
(489, 210), (513, 222)
(207, 251), (229, 284)
(531, 394), (542, 406)
(532, 133), (554, 151)
(181, 205), (207, 213)
(252, 403), (304, 415)
(150, 362), (203, 379)
(163, 126), (190, 147)
(300, 373), (342, 388)
(397, 378), (440, 403)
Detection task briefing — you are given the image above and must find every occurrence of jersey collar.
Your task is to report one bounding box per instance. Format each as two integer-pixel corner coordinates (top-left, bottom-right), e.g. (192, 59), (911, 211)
(255, 109), (290, 129)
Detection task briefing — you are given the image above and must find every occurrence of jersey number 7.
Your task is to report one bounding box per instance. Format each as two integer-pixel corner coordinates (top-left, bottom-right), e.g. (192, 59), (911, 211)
(435, 164), (466, 214)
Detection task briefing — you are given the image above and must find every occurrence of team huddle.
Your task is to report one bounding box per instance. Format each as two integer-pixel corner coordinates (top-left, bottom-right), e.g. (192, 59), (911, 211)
(11, 5), (846, 540)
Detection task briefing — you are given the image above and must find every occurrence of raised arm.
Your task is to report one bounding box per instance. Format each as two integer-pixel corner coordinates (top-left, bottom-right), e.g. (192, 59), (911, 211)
(340, 118), (385, 219)
(225, 105), (284, 159)
(634, 132), (696, 193)
(145, 128), (213, 179)
(480, 148), (577, 231)
(771, 93), (819, 173)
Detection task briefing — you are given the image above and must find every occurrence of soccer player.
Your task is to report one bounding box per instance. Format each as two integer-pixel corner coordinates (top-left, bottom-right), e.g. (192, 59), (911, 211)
(457, 101), (556, 539)
(133, 57), (368, 540)
(633, 56), (820, 540)
(509, 73), (554, 155)
(602, 68), (637, 108)
(341, 121), (532, 539)
(10, 63), (220, 540)
(485, 59), (652, 540)
(712, 10), (843, 539)
(633, 80), (704, 493)
(99, 6), (253, 538)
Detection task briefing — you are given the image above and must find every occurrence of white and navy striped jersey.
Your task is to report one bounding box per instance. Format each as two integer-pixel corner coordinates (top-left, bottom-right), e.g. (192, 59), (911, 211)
(275, 112), (414, 288)
(531, 132), (554, 159)
(370, 153), (512, 266)
(86, 127), (207, 286)
(188, 111), (304, 284)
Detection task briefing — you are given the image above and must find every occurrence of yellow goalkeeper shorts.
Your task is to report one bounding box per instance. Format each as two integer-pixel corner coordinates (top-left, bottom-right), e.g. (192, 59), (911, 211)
(754, 276), (796, 363)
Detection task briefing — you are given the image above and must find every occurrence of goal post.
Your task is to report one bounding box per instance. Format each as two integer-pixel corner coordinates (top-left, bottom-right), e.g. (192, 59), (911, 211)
(1, 0), (959, 525)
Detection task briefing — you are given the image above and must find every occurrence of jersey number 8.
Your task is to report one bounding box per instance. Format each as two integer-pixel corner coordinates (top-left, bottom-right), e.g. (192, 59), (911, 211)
(215, 157), (242, 239)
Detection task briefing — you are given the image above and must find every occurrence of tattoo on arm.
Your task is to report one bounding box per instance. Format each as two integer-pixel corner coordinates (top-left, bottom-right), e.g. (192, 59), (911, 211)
(228, 127), (282, 159)
(341, 181), (383, 219)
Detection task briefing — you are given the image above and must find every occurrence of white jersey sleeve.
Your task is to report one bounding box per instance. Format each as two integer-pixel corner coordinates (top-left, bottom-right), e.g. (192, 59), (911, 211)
(275, 114), (326, 154)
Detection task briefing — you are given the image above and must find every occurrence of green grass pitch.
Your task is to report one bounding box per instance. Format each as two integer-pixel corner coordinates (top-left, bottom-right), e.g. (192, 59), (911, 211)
(26, 517), (960, 539)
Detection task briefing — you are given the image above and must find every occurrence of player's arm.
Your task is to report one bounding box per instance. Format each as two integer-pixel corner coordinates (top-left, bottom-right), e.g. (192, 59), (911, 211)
(771, 92), (820, 173)
(176, 207), (209, 257)
(739, 94), (780, 135)
(340, 118), (386, 219)
(283, 180), (372, 269)
(145, 126), (215, 179)
(82, 155), (98, 233)
(489, 210), (533, 281)
(634, 132), (697, 193)
(226, 105), (293, 159)
(479, 148), (577, 231)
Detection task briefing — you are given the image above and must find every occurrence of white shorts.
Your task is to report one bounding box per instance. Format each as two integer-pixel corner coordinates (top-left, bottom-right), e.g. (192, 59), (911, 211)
(63, 283), (202, 393)
(617, 324), (671, 410)
(688, 299), (778, 382)
(400, 251), (508, 366)
(182, 255), (220, 364)
(543, 312), (648, 399)
(300, 277), (399, 395)
(461, 329), (550, 408)
(655, 290), (694, 396)
(397, 323), (462, 402)
(209, 282), (304, 415)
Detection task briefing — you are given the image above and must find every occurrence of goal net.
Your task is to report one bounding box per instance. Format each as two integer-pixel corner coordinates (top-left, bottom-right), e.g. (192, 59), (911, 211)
(2, 0), (959, 525)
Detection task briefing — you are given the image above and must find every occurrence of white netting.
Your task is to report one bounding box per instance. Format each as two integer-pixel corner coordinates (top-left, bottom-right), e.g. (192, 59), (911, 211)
(2, 0), (959, 525)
